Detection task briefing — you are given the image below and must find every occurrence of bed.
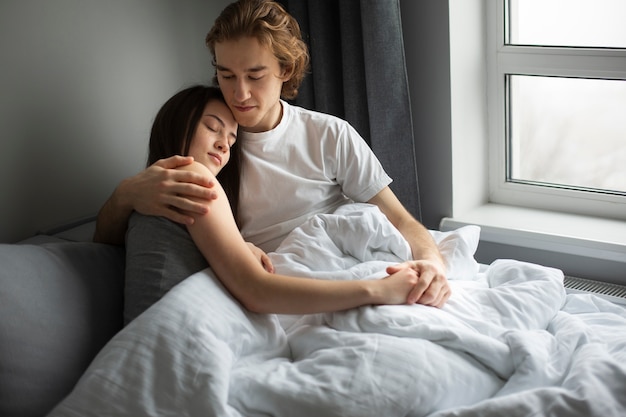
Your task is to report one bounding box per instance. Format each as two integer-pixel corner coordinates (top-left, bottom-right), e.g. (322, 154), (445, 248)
(46, 203), (626, 416)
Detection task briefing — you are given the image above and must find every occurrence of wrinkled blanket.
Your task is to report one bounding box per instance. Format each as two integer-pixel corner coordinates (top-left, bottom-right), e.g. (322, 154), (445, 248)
(49, 204), (626, 417)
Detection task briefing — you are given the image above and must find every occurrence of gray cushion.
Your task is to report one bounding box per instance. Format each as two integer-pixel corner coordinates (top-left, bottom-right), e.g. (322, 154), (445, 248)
(0, 242), (124, 417)
(124, 213), (208, 325)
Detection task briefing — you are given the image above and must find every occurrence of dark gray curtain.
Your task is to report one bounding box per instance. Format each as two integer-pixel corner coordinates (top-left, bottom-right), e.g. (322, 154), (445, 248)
(279, 0), (422, 220)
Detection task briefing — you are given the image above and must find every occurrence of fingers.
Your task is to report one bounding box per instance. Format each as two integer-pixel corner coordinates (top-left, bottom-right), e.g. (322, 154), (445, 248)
(414, 275), (450, 307)
(156, 175), (218, 217)
(381, 267), (419, 305)
(157, 206), (203, 226)
(167, 184), (217, 205)
(154, 155), (194, 169)
(246, 242), (275, 273)
(169, 169), (216, 189)
(150, 157), (215, 190)
(431, 286), (451, 308)
(385, 262), (407, 275)
(261, 253), (275, 273)
(127, 158), (219, 226)
(391, 260), (451, 308)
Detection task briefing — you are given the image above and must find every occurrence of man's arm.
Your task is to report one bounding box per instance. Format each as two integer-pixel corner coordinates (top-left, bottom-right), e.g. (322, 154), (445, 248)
(367, 186), (451, 307)
(93, 156), (217, 245)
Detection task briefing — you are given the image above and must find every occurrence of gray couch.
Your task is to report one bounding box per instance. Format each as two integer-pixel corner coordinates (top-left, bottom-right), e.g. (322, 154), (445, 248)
(0, 220), (125, 417)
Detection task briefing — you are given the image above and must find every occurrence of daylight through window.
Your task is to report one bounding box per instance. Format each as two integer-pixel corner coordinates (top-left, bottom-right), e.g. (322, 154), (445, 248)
(488, 0), (626, 218)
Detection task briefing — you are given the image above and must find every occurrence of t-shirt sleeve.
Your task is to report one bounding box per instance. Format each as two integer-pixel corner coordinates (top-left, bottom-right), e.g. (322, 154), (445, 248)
(334, 123), (393, 202)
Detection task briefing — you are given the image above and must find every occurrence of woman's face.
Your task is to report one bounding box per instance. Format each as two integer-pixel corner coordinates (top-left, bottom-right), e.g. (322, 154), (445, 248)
(188, 99), (238, 176)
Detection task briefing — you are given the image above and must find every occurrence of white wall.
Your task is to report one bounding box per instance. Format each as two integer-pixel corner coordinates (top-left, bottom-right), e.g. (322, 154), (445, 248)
(0, 0), (231, 242)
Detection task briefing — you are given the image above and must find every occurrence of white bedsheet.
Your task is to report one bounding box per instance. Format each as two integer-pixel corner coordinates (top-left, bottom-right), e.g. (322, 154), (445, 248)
(49, 204), (626, 417)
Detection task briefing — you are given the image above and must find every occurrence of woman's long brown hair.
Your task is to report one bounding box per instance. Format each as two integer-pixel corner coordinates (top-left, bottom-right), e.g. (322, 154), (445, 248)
(147, 85), (241, 223)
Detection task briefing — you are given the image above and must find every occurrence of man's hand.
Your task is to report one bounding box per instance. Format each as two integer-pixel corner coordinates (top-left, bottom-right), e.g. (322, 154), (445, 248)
(94, 155), (219, 245)
(247, 242), (275, 273)
(124, 155), (217, 225)
(386, 259), (450, 308)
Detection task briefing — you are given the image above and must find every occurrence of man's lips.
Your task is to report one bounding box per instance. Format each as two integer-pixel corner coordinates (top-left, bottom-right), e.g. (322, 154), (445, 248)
(234, 105), (255, 112)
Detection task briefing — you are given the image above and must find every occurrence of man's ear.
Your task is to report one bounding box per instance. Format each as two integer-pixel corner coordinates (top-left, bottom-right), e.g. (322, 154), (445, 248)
(280, 64), (293, 80)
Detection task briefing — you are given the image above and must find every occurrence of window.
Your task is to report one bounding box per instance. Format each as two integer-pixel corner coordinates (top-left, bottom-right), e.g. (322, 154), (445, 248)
(487, 0), (626, 220)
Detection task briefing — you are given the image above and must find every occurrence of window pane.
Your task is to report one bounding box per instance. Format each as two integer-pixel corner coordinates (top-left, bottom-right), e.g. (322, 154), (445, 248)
(509, 0), (626, 48)
(508, 75), (626, 194)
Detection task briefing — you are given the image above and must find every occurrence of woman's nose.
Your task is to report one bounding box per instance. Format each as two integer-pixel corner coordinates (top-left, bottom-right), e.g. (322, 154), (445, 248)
(215, 137), (228, 152)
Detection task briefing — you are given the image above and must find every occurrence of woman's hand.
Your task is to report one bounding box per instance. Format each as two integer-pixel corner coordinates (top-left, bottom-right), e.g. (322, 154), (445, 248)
(377, 267), (420, 305)
(386, 260), (451, 308)
(247, 242), (275, 273)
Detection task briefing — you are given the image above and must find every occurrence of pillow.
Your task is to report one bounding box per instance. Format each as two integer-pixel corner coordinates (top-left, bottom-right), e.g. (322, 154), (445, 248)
(124, 213), (209, 324)
(429, 225), (481, 279)
(0, 242), (124, 417)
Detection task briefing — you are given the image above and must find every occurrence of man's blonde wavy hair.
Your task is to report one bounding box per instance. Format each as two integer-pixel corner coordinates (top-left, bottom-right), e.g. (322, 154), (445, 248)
(206, 0), (310, 100)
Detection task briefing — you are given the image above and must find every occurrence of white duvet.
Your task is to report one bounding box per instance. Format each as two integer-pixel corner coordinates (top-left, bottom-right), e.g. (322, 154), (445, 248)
(49, 204), (626, 417)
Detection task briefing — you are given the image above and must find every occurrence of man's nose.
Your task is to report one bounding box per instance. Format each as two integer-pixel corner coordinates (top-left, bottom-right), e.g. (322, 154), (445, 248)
(233, 79), (250, 102)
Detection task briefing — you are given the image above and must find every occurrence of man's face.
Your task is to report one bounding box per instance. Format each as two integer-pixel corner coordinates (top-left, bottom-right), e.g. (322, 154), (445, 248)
(214, 36), (288, 133)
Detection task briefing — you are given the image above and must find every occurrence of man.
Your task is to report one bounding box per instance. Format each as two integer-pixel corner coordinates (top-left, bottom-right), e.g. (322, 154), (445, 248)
(94, 0), (450, 307)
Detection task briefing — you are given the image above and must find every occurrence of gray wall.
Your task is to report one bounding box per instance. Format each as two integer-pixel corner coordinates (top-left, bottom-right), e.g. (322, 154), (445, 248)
(1, 0), (453, 243)
(0, 0), (230, 242)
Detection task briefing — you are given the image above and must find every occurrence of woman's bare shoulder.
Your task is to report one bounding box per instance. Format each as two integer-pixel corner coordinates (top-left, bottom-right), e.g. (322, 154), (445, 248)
(177, 159), (217, 179)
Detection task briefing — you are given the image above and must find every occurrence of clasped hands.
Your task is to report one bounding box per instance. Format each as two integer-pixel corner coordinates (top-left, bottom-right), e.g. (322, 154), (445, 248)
(386, 259), (450, 308)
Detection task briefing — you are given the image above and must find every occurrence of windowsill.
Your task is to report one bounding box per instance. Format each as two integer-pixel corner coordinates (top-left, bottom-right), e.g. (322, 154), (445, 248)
(446, 1), (625, 284)
(440, 204), (626, 263)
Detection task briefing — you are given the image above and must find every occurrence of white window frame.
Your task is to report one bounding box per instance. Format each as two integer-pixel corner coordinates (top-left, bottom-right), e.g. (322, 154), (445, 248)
(486, 0), (626, 221)
(445, 0), (626, 284)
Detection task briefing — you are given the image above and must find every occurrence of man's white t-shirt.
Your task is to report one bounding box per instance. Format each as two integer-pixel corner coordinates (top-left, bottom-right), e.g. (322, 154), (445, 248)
(238, 101), (392, 252)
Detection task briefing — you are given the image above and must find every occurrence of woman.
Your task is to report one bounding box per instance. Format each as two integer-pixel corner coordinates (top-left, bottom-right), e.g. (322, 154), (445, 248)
(124, 85), (421, 324)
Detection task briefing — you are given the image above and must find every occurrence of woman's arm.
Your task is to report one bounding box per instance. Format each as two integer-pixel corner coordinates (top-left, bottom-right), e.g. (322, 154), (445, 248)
(181, 162), (421, 314)
(368, 187), (451, 308)
(93, 156), (217, 244)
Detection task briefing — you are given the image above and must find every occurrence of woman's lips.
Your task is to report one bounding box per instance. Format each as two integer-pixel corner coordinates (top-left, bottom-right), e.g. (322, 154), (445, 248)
(208, 153), (222, 165)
